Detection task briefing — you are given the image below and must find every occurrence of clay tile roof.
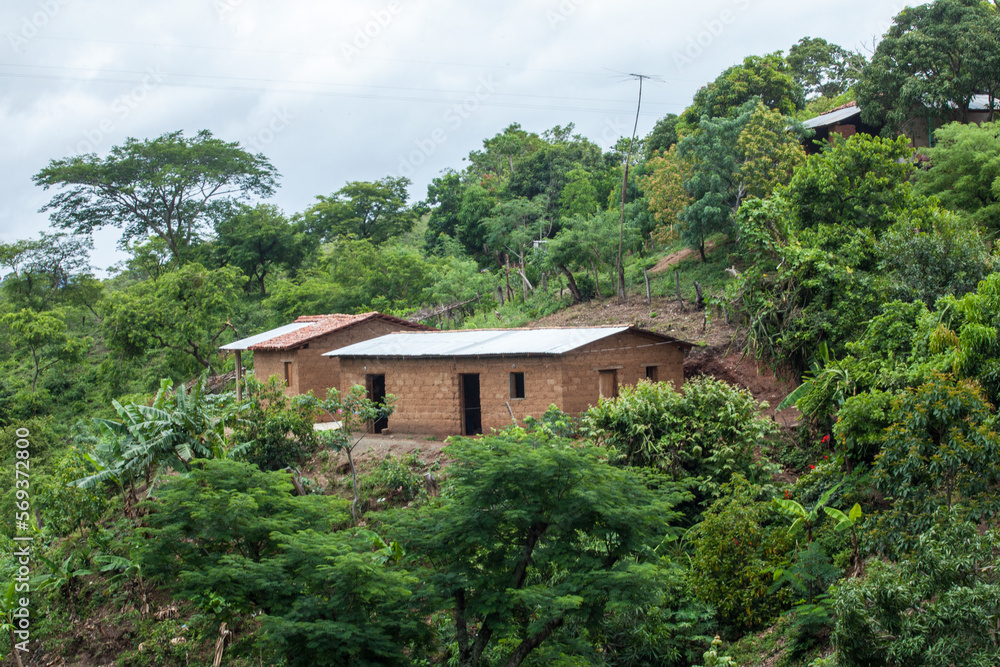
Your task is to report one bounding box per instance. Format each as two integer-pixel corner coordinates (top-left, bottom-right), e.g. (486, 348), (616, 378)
(244, 312), (434, 351)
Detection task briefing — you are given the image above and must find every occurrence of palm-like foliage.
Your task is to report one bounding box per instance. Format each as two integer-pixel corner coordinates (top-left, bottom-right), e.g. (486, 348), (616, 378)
(74, 375), (243, 494)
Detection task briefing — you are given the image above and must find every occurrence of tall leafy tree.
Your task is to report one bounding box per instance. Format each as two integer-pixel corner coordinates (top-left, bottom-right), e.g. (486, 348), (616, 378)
(676, 101), (807, 260)
(386, 435), (688, 667)
(213, 203), (307, 296)
(422, 171), (466, 253)
(857, 0), (1000, 132)
(644, 113), (680, 159)
(0, 232), (99, 312)
(99, 263), (243, 373)
(683, 53), (805, 125)
(305, 176), (416, 244)
(914, 121), (1000, 231)
(1, 308), (89, 391)
(786, 37), (866, 99)
(33, 130), (279, 262)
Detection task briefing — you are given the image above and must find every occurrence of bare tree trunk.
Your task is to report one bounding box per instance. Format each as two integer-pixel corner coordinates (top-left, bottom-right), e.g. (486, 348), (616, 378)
(590, 261), (603, 298)
(674, 269), (686, 312)
(346, 446), (361, 524)
(694, 280), (705, 310)
(558, 265), (582, 303)
(10, 629), (24, 667)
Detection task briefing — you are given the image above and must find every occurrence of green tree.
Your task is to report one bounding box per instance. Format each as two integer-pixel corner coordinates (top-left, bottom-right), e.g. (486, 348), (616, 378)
(687, 475), (791, 633)
(677, 101), (806, 260)
(872, 374), (1000, 550)
(482, 195), (548, 301)
(833, 518), (1000, 666)
(305, 176), (416, 244)
(387, 435), (689, 667)
(0, 232), (99, 311)
(232, 376), (323, 471)
(683, 53), (805, 124)
(139, 457), (347, 606)
(857, 0), (1000, 132)
(914, 121), (1000, 231)
(644, 113), (680, 159)
(1, 308), (89, 391)
(422, 171), (466, 253)
(583, 377), (778, 496)
(99, 263), (243, 373)
(33, 130), (279, 262)
(786, 37), (865, 99)
(213, 203), (308, 296)
(877, 210), (992, 307)
(783, 134), (916, 233)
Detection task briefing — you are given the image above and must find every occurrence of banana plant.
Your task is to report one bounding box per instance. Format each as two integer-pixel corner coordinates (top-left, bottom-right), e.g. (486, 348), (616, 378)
(823, 501), (863, 571)
(774, 481), (843, 544)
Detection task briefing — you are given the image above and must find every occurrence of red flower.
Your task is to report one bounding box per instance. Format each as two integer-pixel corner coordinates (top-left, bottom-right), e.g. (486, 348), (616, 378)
(784, 490), (790, 499)
(809, 465), (816, 470)
(821, 435), (831, 444)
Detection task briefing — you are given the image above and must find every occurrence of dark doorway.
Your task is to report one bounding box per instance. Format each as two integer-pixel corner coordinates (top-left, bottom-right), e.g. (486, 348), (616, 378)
(366, 374), (388, 433)
(460, 374), (482, 436)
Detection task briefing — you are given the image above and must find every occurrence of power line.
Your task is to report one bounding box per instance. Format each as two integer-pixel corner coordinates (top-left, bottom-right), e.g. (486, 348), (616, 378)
(0, 62), (690, 108)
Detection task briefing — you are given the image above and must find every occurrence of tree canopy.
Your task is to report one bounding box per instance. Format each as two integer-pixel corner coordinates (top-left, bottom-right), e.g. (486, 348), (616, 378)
(33, 130), (279, 262)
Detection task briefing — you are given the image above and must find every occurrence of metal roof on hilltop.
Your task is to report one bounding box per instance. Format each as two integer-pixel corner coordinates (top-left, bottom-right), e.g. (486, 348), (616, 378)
(323, 326), (692, 359)
(802, 102), (861, 129)
(221, 322), (314, 351)
(220, 312), (434, 352)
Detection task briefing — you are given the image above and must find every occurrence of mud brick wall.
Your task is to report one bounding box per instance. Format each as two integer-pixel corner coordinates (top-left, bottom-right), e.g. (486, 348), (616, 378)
(250, 320), (423, 418)
(559, 330), (686, 415)
(337, 331), (686, 436)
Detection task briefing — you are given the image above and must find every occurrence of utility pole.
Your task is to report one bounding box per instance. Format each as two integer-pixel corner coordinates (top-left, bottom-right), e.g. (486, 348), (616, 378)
(617, 72), (659, 301)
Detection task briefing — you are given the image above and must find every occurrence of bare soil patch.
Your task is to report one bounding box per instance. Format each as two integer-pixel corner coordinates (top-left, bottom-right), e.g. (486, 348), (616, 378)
(648, 241), (716, 274)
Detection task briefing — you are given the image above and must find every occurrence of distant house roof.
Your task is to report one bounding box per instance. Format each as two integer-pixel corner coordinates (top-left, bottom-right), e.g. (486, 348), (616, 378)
(220, 312), (434, 352)
(323, 326), (693, 359)
(802, 101), (862, 129)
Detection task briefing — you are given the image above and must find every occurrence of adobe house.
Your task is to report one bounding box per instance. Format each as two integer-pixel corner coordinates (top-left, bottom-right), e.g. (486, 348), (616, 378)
(801, 96), (998, 153)
(220, 313), (435, 407)
(801, 101), (881, 153)
(323, 326), (693, 437)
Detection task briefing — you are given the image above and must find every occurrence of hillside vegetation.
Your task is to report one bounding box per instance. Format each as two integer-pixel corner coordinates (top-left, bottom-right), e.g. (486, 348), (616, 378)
(4, 2), (1000, 665)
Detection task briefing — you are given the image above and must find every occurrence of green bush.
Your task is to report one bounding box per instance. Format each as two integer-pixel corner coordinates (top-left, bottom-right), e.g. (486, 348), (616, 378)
(687, 475), (792, 634)
(583, 377), (779, 497)
(358, 454), (424, 509)
(232, 376), (323, 471)
(833, 518), (1000, 666)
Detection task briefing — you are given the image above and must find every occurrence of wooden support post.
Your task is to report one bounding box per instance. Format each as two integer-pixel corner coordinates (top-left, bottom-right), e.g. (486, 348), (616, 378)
(674, 269), (686, 312)
(643, 268), (651, 305)
(235, 350), (243, 401)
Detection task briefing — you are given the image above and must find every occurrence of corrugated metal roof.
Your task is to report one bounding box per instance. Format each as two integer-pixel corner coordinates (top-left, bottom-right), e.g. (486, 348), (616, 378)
(970, 94), (999, 111)
(220, 312), (436, 352)
(323, 326), (691, 358)
(802, 104), (862, 129)
(221, 322), (314, 351)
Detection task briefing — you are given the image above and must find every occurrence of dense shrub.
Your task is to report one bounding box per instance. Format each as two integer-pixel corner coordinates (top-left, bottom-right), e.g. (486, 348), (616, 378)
(686, 475), (792, 634)
(583, 377), (779, 497)
(232, 376), (323, 471)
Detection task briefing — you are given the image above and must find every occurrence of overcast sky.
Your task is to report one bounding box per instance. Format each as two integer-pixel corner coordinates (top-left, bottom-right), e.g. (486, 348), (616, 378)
(0, 0), (907, 271)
